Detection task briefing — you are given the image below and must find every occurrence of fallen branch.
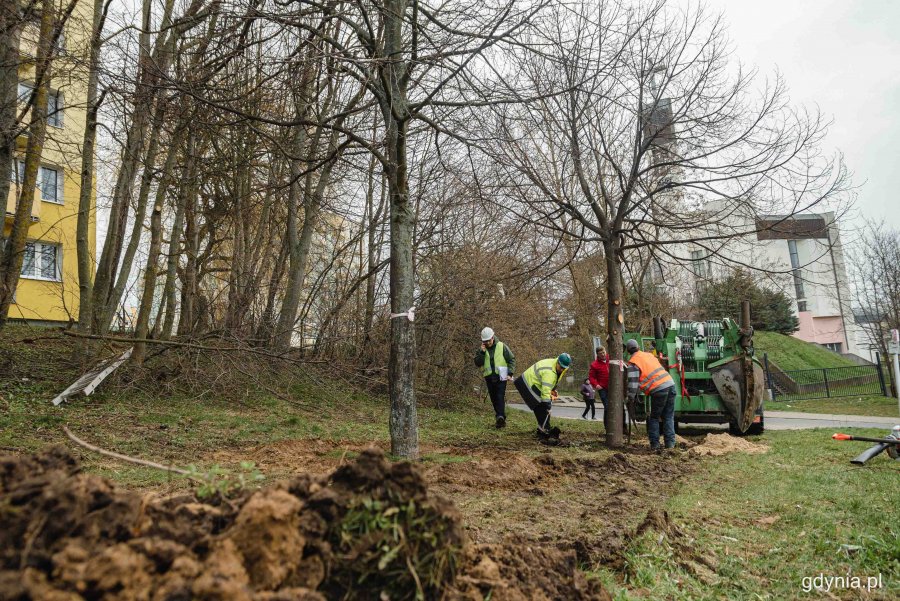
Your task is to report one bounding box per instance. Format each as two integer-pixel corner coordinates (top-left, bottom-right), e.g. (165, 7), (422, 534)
(60, 330), (329, 364)
(62, 425), (199, 481)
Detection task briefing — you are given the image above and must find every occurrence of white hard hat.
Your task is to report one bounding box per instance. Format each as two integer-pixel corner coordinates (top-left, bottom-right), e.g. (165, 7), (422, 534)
(481, 327), (494, 342)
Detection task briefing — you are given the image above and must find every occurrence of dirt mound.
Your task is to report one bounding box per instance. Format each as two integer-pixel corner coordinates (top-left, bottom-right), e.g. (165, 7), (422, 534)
(689, 433), (768, 457)
(0, 446), (610, 601)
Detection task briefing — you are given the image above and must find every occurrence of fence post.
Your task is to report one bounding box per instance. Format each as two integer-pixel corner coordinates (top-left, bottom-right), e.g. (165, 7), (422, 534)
(822, 368), (830, 398)
(763, 353), (775, 401)
(875, 352), (888, 397)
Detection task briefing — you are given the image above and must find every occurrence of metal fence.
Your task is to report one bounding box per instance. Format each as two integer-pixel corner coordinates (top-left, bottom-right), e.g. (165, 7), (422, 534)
(765, 360), (888, 402)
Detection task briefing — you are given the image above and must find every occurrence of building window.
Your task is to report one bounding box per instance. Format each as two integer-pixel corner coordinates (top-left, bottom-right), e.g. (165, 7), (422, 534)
(11, 161), (62, 203)
(47, 90), (62, 127)
(690, 250), (710, 279)
(17, 82), (63, 128)
(824, 342), (842, 353)
(787, 239), (806, 306)
(38, 166), (60, 203)
(21, 241), (61, 281)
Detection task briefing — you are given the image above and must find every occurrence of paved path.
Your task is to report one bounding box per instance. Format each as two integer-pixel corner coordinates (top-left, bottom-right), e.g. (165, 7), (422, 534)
(509, 403), (898, 431)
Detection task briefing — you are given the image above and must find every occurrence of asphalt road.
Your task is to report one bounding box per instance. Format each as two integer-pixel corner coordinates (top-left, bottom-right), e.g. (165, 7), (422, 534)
(508, 403), (898, 431)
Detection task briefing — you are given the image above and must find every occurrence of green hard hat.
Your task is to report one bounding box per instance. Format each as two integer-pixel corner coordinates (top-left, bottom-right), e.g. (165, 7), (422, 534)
(557, 353), (572, 368)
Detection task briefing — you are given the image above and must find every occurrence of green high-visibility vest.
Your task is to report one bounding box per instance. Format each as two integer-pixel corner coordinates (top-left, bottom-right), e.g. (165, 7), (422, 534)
(483, 341), (508, 377)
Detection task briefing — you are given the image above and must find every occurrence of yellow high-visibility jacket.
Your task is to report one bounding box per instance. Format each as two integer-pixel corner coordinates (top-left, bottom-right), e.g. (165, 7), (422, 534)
(523, 358), (567, 401)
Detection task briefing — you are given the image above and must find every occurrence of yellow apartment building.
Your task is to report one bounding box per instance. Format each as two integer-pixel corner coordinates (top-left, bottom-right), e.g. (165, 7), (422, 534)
(4, 2), (95, 324)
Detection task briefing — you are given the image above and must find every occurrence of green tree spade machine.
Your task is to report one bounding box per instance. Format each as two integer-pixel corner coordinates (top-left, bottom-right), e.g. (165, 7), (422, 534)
(600, 301), (767, 435)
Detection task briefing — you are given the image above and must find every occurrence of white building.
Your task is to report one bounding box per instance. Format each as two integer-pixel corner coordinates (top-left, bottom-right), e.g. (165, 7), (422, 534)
(671, 210), (862, 357)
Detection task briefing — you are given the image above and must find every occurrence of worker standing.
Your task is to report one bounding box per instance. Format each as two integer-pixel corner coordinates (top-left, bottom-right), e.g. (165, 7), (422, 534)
(589, 346), (610, 417)
(625, 338), (676, 451)
(474, 327), (516, 429)
(513, 353), (572, 439)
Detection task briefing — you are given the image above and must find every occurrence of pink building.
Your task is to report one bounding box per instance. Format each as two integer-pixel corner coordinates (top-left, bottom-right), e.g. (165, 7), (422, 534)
(754, 213), (856, 354)
(680, 211), (860, 356)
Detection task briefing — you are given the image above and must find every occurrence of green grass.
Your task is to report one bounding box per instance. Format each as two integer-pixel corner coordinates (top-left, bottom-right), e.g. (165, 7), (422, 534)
(3, 326), (897, 599)
(755, 331), (857, 371)
(594, 428), (899, 600)
(771, 395), (900, 418)
(0, 354), (602, 487)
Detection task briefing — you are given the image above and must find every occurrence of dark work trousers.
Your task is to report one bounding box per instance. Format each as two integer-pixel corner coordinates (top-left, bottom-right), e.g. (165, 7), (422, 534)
(598, 388), (608, 410)
(581, 397), (596, 419)
(647, 386), (677, 449)
(485, 375), (507, 419)
(513, 375), (552, 430)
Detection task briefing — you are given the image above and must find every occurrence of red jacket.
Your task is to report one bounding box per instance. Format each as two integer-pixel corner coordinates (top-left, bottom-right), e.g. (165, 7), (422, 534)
(589, 357), (609, 389)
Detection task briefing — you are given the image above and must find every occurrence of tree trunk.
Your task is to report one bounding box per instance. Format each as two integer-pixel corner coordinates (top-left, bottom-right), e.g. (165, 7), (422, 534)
(0, 3), (54, 326)
(273, 127), (308, 348)
(158, 176), (185, 340)
(91, 0), (182, 332)
(75, 0), (108, 331)
(91, 0), (154, 330)
(132, 125), (183, 363)
(0, 0), (22, 227)
(604, 237), (625, 447)
(96, 95), (167, 334)
(378, 0), (418, 459)
(363, 157), (385, 349)
(385, 126), (418, 459)
(178, 140), (200, 336)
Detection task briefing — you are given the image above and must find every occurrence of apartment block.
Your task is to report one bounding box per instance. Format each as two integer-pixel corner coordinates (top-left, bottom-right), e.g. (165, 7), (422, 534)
(4, 3), (95, 323)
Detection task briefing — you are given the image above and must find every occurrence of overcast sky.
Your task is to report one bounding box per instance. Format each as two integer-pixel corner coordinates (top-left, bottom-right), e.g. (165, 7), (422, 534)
(698, 0), (900, 233)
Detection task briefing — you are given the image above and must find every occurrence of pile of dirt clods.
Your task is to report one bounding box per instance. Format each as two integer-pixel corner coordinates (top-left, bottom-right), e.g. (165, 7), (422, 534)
(0, 447), (606, 601)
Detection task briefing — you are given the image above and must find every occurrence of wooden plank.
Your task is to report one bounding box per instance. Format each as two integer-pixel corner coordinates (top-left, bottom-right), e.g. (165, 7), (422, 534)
(51, 347), (133, 406)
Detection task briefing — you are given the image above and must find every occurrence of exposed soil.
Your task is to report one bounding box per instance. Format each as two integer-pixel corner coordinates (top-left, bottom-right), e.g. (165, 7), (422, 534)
(203, 433), (695, 574)
(0, 446), (613, 600)
(689, 433), (768, 457)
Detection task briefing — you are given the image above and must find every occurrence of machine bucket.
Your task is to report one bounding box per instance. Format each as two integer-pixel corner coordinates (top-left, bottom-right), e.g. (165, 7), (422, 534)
(710, 356), (765, 432)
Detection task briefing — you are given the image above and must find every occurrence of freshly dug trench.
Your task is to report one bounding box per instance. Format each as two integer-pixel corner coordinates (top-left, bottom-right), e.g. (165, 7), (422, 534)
(0, 446), (609, 600)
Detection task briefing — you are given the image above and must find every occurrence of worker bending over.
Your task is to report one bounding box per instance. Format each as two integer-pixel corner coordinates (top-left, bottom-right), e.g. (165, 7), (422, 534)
(625, 339), (676, 451)
(514, 353), (571, 439)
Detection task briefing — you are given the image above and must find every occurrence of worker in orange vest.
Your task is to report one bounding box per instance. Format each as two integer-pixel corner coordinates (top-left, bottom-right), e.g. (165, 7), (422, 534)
(625, 338), (676, 451)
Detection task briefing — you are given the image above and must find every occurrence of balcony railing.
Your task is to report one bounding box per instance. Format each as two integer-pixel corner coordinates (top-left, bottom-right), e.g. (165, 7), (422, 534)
(5, 189), (41, 223)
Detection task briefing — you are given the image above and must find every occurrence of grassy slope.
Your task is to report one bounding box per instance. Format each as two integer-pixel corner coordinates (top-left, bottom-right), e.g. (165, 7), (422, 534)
(754, 331), (857, 371)
(2, 327), (897, 598)
(598, 429), (900, 600)
(0, 335), (601, 487)
(753, 331), (896, 415)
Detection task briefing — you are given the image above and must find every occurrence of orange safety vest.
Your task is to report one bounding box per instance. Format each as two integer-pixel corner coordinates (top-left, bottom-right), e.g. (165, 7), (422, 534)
(629, 351), (675, 394)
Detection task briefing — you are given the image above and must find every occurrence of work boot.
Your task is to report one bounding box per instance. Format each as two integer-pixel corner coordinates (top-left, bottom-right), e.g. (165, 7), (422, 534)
(536, 428), (550, 440)
(548, 426), (561, 439)
(495, 416), (506, 429)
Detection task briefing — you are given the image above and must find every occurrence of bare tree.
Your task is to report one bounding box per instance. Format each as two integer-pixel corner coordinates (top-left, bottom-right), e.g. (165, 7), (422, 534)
(285, 0), (543, 458)
(852, 223), (900, 368)
(477, 0), (850, 445)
